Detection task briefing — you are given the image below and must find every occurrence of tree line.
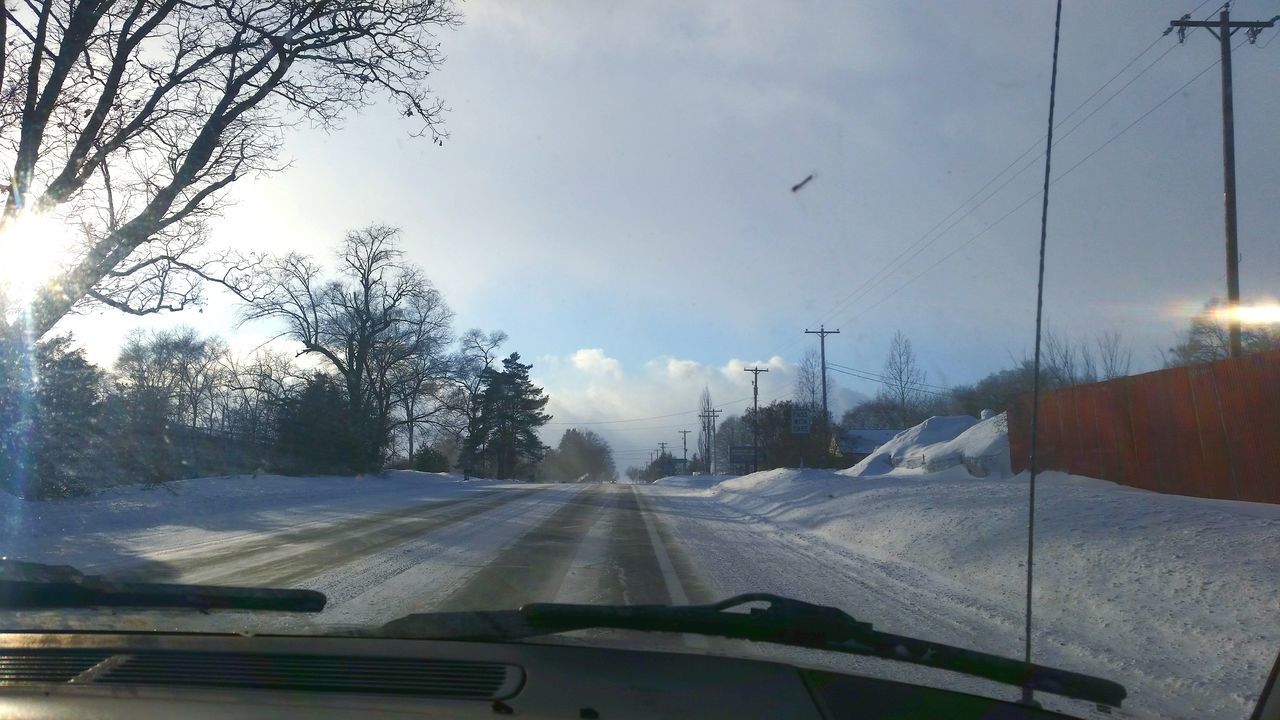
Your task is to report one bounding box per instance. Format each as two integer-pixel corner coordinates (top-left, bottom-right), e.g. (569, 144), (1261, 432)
(1, 227), (554, 498)
(635, 305), (1280, 479)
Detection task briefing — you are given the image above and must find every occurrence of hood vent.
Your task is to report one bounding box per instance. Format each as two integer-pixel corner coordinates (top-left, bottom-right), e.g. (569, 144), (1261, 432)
(0, 650), (113, 684)
(95, 652), (522, 699)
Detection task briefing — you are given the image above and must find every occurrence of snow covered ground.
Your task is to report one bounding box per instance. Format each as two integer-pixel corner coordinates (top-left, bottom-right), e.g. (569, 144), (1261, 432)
(0, 471), (503, 573)
(647, 413), (1280, 718)
(1, 417), (1276, 718)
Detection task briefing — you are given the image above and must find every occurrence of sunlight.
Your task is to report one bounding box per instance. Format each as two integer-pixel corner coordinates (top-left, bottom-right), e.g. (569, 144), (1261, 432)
(0, 212), (80, 310)
(1211, 302), (1280, 326)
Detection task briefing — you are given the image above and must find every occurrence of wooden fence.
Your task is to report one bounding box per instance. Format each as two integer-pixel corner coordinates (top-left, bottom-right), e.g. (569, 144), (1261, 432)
(1008, 349), (1280, 504)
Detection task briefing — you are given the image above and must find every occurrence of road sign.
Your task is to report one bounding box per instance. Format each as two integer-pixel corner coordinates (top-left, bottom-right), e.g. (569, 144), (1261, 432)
(791, 406), (813, 434)
(729, 446), (756, 466)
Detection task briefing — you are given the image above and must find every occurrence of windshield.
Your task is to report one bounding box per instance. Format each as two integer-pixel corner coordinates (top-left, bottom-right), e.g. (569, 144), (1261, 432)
(1, 1), (1277, 718)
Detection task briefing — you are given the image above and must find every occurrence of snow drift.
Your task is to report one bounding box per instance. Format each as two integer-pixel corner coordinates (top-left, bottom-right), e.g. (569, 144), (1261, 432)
(843, 413), (1011, 478)
(654, 412), (1279, 717)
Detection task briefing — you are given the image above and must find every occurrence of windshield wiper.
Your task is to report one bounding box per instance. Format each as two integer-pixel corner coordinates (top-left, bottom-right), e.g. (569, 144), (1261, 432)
(0, 560), (325, 613)
(378, 592), (1125, 708)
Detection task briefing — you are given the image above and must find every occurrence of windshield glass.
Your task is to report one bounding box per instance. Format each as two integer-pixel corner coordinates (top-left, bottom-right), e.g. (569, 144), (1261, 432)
(1, 1), (1277, 718)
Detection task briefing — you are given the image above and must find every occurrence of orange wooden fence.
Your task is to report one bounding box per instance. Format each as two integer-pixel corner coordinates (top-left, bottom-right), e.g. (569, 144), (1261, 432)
(1007, 349), (1280, 504)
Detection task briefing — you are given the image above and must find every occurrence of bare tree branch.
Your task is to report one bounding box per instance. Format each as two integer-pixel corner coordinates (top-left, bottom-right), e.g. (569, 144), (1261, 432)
(0, 0), (460, 337)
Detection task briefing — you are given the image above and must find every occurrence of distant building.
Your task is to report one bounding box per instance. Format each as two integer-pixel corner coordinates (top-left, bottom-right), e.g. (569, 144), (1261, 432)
(835, 428), (901, 465)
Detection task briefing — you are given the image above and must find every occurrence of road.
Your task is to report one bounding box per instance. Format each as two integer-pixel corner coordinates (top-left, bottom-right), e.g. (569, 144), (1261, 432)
(24, 477), (1264, 718)
(103, 480), (1030, 708)
(122, 484), (716, 622)
(35, 477), (1191, 717)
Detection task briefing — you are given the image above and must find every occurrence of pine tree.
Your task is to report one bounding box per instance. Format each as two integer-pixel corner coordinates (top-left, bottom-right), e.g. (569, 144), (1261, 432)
(460, 353), (551, 479)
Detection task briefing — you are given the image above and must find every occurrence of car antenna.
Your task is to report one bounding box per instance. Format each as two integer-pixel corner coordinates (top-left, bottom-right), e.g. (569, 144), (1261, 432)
(1022, 0), (1064, 707)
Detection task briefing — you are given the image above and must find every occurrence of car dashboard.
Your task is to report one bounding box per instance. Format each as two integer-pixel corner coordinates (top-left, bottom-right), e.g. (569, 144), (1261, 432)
(0, 631), (1087, 719)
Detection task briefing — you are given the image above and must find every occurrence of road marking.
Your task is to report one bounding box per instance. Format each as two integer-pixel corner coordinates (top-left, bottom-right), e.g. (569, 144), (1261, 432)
(634, 488), (708, 650)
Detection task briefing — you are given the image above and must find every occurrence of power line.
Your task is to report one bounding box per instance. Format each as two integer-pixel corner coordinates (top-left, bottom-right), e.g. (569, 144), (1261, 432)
(845, 45), (1238, 325)
(763, 3), (1217, 363)
(812, 39), (1186, 336)
(827, 365), (952, 397)
(546, 396), (752, 427)
(796, 30), (1198, 336)
(827, 361), (951, 391)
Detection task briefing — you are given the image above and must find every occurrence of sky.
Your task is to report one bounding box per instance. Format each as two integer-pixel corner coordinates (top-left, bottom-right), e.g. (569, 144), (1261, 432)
(51, 0), (1280, 466)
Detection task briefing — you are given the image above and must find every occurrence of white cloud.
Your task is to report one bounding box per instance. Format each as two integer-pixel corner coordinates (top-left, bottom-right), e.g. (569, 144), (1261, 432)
(663, 357), (702, 380)
(538, 352), (868, 469)
(570, 348), (622, 378)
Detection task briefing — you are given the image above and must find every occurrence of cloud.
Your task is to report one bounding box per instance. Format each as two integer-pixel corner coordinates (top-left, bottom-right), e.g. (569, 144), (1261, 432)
(570, 348), (622, 378)
(538, 352), (868, 468)
(663, 358), (702, 380)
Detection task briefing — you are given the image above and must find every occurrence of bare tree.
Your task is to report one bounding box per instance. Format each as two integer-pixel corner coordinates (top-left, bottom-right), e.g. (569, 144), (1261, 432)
(1159, 299), (1280, 367)
(449, 328), (507, 443)
(113, 326), (228, 431)
(1095, 330), (1131, 380)
(218, 348), (299, 443)
(698, 386), (713, 473)
(1, 0), (460, 338)
(241, 225), (452, 463)
(879, 330), (926, 427)
(793, 348), (820, 410)
(1042, 329), (1100, 388)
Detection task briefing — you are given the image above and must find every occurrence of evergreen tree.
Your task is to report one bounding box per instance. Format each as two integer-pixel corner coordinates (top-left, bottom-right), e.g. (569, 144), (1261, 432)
(541, 428), (616, 482)
(461, 353), (551, 479)
(276, 374), (376, 473)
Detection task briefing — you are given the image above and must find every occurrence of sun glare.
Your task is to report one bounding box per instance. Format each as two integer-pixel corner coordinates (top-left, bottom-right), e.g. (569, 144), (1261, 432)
(1211, 303), (1280, 326)
(0, 213), (79, 309)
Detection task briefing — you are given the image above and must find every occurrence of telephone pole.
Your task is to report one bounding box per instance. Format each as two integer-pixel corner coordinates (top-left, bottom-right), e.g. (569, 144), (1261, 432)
(743, 367), (769, 472)
(805, 325), (840, 422)
(678, 430), (691, 472)
(1168, 7), (1276, 358)
(698, 408), (723, 473)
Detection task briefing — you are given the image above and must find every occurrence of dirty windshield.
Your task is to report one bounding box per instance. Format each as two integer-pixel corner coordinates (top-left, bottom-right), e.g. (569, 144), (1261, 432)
(1, 1), (1277, 718)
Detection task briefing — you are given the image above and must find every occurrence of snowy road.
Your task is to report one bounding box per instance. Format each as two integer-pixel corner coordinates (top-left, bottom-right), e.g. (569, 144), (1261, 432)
(114, 484), (715, 620)
(10, 474), (1269, 719)
(87, 481), (1073, 712)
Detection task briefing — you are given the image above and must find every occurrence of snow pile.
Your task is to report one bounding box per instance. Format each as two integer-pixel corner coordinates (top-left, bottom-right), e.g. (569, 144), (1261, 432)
(651, 474), (735, 489)
(669, 467), (1280, 717)
(843, 413), (1010, 478)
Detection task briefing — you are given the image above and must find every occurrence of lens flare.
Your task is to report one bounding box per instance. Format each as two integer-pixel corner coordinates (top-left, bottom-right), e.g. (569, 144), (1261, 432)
(0, 212), (80, 312)
(1210, 303), (1280, 326)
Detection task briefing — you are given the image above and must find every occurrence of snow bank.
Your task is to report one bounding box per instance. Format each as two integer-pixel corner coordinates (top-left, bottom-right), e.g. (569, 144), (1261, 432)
(843, 413), (1011, 478)
(0, 471), (501, 570)
(679, 467), (1280, 717)
(651, 474), (735, 489)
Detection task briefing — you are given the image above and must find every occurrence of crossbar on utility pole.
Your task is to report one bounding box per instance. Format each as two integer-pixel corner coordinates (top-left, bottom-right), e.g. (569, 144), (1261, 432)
(743, 367), (769, 472)
(1168, 7), (1277, 358)
(805, 325), (840, 422)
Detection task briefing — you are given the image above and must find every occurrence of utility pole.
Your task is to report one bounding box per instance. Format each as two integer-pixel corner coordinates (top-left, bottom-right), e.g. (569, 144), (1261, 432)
(699, 408), (722, 473)
(678, 430), (691, 473)
(1168, 7), (1276, 358)
(657, 441), (669, 460)
(743, 367), (769, 472)
(804, 325), (840, 422)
